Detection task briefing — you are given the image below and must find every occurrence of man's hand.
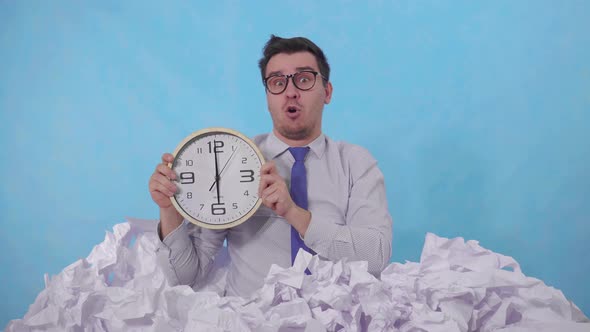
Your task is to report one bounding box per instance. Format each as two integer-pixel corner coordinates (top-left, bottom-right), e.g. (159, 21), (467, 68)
(149, 153), (178, 209)
(258, 161), (295, 216)
(258, 161), (311, 236)
(149, 153), (183, 238)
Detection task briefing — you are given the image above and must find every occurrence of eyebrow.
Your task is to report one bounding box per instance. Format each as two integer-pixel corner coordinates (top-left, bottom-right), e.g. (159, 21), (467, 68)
(267, 66), (317, 77)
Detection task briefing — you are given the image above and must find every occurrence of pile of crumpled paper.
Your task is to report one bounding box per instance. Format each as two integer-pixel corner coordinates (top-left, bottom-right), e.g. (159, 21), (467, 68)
(6, 218), (589, 331)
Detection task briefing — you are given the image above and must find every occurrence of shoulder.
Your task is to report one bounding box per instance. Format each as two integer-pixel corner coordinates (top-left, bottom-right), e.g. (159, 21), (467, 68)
(251, 133), (270, 145)
(325, 136), (379, 177)
(327, 136), (376, 164)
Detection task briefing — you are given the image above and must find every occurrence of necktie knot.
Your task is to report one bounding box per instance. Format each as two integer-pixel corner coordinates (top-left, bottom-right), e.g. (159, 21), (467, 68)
(288, 147), (310, 162)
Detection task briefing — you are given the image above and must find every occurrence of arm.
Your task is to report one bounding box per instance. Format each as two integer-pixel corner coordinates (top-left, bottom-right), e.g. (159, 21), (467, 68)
(150, 153), (227, 287)
(303, 147), (393, 274)
(156, 218), (227, 287)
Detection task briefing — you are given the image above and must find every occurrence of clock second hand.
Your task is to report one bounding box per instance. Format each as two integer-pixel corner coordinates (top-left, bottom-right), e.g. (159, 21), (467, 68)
(209, 147), (239, 192)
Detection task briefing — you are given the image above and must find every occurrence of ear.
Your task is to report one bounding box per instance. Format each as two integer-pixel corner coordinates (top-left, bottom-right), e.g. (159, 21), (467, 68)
(323, 81), (333, 104)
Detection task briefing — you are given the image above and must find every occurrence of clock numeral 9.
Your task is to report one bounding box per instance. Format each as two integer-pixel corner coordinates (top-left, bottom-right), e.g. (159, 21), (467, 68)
(240, 170), (254, 182)
(180, 172), (195, 184)
(211, 203), (226, 215)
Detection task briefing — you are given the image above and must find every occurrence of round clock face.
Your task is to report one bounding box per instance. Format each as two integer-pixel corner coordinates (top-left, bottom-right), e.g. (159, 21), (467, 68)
(169, 128), (265, 229)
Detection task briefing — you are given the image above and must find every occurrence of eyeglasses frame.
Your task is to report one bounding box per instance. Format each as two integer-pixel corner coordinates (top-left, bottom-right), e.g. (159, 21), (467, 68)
(263, 70), (329, 95)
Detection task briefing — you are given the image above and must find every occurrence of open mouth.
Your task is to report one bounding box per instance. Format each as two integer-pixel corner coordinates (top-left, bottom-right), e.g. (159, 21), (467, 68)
(285, 106), (301, 119)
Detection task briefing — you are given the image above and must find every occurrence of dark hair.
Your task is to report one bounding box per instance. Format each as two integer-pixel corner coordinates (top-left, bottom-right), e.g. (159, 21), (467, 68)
(258, 35), (330, 85)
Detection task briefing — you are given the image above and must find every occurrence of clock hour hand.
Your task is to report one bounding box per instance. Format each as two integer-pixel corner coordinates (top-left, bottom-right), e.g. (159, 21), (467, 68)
(209, 147), (239, 192)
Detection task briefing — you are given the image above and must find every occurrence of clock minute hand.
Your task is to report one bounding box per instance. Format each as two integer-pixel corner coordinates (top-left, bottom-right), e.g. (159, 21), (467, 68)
(213, 146), (221, 203)
(208, 147), (239, 192)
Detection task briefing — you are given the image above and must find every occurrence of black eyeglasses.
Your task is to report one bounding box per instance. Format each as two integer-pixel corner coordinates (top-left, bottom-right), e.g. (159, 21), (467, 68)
(263, 70), (328, 95)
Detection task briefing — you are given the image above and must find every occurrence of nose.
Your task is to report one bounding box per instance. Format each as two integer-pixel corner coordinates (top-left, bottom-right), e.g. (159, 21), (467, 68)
(284, 77), (300, 99)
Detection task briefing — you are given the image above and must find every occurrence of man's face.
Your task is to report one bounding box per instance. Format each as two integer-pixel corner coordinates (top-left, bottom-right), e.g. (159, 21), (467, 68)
(264, 52), (333, 144)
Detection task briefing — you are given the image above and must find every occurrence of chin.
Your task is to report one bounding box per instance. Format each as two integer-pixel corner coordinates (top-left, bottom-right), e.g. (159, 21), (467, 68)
(278, 127), (311, 141)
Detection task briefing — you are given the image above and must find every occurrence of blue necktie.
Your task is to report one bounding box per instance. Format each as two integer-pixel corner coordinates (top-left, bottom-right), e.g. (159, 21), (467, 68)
(288, 147), (316, 266)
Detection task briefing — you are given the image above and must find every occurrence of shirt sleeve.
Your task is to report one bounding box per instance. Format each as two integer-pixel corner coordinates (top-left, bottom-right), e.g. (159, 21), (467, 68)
(155, 220), (227, 287)
(303, 146), (393, 275)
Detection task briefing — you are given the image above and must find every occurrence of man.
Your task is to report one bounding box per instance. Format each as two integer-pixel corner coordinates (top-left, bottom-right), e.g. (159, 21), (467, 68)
(149, 35), (393, 297)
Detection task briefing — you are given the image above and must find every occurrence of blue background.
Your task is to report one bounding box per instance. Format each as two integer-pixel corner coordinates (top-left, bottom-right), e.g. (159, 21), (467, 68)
(1, 0), (589, 327)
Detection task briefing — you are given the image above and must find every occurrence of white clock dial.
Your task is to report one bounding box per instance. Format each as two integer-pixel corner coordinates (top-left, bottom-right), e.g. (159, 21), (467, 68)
(169, 128), (265, 229)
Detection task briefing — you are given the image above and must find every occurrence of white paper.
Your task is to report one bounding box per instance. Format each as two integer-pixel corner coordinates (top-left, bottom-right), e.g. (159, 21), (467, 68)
(6, 218), (589, 331)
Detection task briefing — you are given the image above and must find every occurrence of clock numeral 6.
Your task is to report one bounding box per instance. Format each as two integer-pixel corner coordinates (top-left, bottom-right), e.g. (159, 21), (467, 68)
(211, 203), (226, 215)
(240, 170), (254, 182)
(180, 172), (195, 184)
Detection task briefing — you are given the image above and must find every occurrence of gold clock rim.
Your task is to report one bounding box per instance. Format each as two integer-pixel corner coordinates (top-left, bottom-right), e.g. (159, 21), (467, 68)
(168, 127), (266, 230)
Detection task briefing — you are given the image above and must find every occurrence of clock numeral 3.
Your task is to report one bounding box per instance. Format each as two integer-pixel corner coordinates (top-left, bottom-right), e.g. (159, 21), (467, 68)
(240, 170), (254, 182)
(211, 203), (226, 215)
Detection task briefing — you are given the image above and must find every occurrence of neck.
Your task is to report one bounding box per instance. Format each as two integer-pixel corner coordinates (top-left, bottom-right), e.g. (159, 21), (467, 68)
(273, 129), (321, 147)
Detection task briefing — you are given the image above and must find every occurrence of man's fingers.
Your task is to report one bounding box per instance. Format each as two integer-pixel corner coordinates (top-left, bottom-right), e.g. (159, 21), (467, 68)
(263, 191), (279, 206)
(150, 173), (177, 193)
(161, 153), (174, 164)
(258, 175), (269, 196)
(261, 184), (278, 200)
(151, 173), (177, 194)
(156, 163), (176, 180)
(258, 172), (283, 196)
(150, 179), (176, 197)
(260, 161), (277, 175)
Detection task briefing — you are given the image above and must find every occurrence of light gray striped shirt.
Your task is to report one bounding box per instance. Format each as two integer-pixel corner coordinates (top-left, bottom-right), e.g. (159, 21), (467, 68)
(156, 132), (393, 297)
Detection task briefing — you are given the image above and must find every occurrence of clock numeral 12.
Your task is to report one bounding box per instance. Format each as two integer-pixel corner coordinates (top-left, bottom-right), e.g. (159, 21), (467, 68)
(208, 140), (224, 153)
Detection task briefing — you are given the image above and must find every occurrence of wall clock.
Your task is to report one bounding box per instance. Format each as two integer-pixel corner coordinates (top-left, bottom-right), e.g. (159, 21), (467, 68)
(169, 127), (265, 229)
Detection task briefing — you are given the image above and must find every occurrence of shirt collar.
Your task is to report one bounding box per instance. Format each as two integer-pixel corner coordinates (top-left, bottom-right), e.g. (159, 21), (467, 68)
(266, 131), (326, 160)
